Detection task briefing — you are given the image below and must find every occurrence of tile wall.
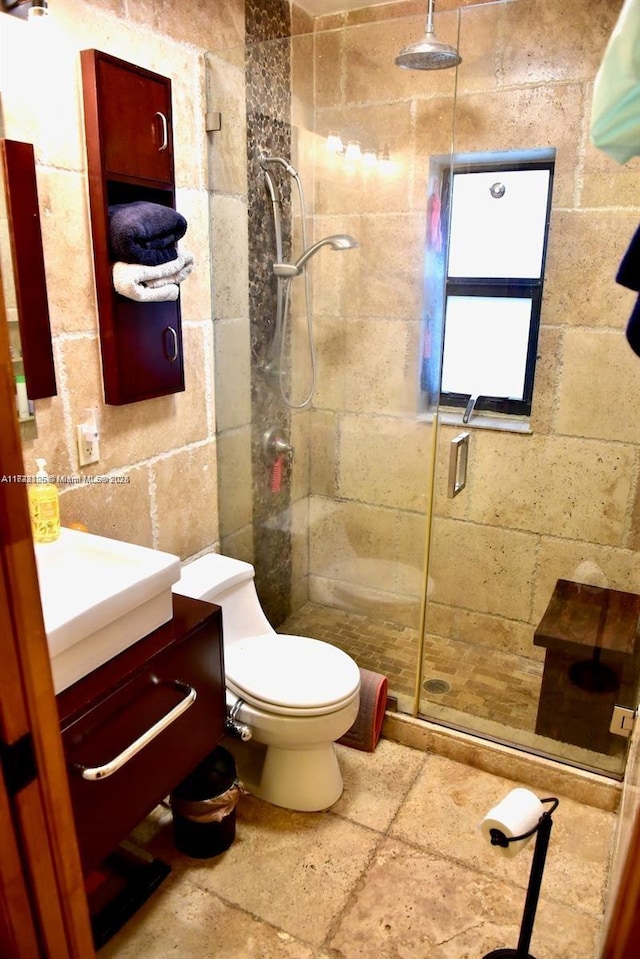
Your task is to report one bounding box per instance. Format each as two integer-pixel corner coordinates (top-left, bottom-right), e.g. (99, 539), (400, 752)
(2, 0), (245, 560)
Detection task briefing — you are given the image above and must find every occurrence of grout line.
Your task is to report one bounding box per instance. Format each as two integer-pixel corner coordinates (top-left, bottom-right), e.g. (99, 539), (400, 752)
(318, 748), (430, 949)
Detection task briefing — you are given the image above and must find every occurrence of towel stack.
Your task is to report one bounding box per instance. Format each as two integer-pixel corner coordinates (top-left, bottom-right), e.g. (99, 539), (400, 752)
(109, 200), (194, 302)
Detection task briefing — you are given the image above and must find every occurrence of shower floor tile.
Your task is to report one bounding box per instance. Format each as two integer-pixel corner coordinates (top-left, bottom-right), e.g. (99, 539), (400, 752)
(278, 601), (541, 727)
(278, 602), (626, 776)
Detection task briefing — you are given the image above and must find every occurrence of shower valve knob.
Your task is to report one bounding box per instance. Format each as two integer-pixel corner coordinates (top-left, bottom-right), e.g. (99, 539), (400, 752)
(263, 427), (294, 465)
(274, 438), (294, 458)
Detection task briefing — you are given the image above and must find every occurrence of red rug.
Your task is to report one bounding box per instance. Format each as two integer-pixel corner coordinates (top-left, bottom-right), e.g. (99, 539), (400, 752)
(338, 668), (388, 752)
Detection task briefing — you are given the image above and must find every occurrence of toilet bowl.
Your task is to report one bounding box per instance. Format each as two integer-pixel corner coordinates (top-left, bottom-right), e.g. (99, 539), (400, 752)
(173, 553), (360, 811)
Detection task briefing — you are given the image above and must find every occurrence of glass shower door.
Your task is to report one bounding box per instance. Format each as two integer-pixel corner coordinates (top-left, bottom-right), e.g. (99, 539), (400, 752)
(418, 0), (640, 779)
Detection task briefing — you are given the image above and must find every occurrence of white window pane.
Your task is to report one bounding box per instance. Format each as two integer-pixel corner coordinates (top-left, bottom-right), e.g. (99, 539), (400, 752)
(448, 170), (550, 279)
(441, 296), (532, 399)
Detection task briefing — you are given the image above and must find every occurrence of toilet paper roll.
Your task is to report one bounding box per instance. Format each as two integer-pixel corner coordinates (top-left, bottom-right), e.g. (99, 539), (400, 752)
(479, 788), (544, 859)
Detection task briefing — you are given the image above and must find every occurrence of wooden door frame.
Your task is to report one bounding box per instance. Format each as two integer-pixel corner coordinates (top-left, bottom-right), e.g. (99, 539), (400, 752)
(0, 764), (41, 958)
(0, 264), (94, 957)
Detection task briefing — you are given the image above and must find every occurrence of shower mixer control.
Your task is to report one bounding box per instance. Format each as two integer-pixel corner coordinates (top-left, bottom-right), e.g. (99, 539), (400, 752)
(263, 427), (295, 465)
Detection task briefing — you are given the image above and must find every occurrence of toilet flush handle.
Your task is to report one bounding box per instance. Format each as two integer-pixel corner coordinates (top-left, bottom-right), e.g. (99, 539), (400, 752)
(225, 699), (252, 741)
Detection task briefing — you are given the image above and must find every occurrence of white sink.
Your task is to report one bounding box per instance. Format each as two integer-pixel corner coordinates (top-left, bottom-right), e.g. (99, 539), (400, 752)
(35, 528), (181, 694)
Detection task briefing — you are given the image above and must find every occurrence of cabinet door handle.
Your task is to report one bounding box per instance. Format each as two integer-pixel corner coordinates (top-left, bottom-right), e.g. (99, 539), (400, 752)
(155, 111), (169, 152)
(72, 681), (197, 781)
(164, 325), (178, 362)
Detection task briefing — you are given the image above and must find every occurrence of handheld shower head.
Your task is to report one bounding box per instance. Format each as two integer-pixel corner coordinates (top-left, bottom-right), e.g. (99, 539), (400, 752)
(260, 155), (299, 178)
(294, 234), (358, 272)
(273, 234), (358, 277)
(395, 0), (461, 71)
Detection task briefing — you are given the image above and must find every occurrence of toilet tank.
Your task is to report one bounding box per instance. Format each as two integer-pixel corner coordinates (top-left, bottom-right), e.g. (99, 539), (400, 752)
(172, 553), (273, 644)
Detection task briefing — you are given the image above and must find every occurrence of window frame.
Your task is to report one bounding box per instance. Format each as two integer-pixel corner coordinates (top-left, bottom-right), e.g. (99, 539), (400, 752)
(435, 150), (555, 421)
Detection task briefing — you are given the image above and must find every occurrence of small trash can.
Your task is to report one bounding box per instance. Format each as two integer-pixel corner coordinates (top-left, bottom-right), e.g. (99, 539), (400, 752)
(170, 746), (242, 858)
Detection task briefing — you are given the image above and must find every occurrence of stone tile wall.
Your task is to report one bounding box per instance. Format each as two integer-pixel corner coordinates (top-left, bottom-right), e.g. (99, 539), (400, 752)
(3, 0), (245, 560)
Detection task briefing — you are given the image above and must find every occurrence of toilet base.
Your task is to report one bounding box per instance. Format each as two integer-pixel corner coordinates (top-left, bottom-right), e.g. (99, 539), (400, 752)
(229, 738), (344, 812)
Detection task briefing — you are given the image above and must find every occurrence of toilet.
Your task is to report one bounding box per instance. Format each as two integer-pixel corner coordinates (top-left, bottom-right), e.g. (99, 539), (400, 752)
(173, 553), (361, 812)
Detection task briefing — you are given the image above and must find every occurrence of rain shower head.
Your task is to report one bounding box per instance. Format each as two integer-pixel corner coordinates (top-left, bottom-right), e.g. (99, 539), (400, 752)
(273, 234), (358, 277)
(395, 0), (461, 71)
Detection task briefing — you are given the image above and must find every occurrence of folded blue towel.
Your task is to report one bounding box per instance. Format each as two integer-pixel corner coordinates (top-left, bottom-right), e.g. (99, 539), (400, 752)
(109, 201), (188, 266)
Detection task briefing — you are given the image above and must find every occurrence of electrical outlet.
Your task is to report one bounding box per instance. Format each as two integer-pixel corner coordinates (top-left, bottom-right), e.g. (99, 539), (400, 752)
(77, 424), (99, 466)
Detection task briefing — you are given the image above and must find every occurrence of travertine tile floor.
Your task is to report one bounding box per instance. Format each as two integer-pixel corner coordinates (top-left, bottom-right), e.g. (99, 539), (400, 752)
(102, 740), (616, 959)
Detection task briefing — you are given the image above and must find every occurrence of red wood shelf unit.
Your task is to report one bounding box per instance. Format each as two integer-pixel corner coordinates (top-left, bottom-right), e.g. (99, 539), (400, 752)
(81, 49), (185, 406)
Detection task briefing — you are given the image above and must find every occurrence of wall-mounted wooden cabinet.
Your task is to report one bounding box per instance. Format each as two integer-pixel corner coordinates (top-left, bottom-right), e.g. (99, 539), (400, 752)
(0, 139), (57, 405)
(81, 50), (185, 406)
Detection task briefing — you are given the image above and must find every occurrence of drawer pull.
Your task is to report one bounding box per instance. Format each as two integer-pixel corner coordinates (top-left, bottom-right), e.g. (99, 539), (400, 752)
(73, 681), (197, 781)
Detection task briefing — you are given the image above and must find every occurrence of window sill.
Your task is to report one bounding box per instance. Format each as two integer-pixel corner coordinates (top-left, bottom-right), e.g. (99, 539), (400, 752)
(419, 409), (533, 434)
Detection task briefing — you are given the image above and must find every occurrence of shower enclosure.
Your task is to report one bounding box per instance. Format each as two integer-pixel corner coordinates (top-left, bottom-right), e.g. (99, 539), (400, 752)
(207, 0), (639, 780)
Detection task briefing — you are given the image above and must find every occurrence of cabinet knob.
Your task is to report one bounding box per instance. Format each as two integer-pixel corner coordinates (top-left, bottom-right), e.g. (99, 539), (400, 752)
(155, 111), (168, 152)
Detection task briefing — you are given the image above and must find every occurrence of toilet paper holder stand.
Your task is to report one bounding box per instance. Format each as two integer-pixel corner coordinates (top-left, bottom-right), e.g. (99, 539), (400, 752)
(483, 796), (559, 959)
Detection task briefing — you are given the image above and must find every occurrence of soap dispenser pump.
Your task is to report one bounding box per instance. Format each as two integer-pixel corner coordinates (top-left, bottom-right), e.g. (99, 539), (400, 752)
(28, 458), (60, 543)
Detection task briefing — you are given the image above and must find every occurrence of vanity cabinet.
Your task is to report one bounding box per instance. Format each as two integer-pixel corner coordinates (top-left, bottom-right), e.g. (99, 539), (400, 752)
(81, 49), (185, 405)
(57, 595), (224, 875)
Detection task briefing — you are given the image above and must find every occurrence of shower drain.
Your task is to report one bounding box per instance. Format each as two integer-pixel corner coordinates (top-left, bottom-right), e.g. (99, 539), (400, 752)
(423, 678), (451, 695)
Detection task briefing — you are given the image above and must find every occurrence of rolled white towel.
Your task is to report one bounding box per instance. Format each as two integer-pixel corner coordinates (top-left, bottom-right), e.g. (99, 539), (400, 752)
(145, 250), (194, 288)
(112, 250), (194, 302)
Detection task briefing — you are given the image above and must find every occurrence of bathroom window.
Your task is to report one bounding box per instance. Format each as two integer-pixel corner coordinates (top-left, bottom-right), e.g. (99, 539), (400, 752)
(423, 149), (555, 425)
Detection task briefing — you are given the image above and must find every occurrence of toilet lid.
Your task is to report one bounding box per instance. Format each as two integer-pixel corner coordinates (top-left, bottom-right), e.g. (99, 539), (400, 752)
(224, 634), (361, 713)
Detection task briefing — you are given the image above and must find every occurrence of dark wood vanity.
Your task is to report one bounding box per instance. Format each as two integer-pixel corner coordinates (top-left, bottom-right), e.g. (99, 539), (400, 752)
(56, 595), (225, 876)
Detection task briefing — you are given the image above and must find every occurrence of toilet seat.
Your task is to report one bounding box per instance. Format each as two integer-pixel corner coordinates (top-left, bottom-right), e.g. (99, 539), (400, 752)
(224, 634), (361, 717)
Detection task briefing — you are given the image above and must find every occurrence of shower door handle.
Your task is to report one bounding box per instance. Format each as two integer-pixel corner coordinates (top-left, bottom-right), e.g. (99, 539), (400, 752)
(447, 432), (470, 498)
